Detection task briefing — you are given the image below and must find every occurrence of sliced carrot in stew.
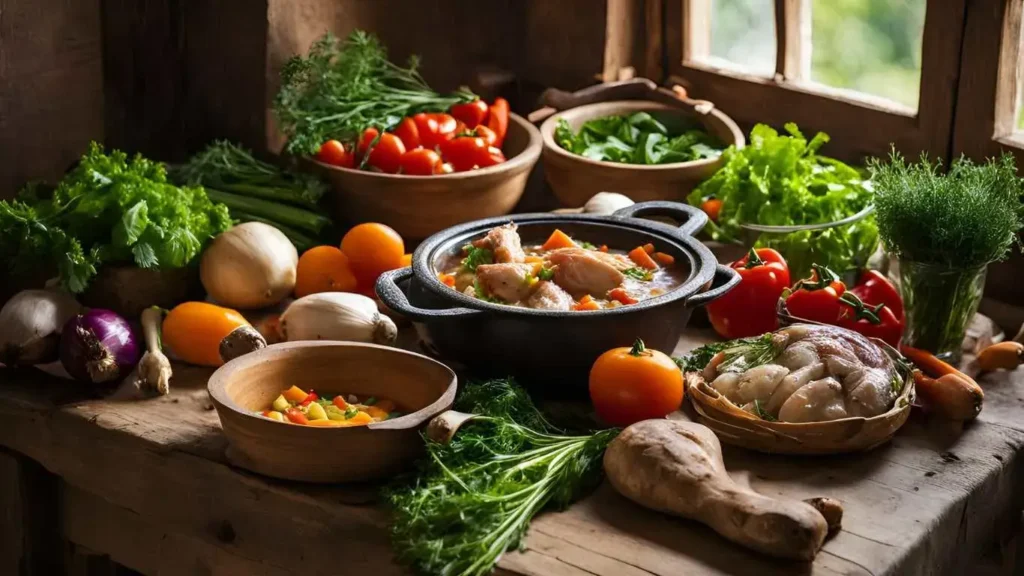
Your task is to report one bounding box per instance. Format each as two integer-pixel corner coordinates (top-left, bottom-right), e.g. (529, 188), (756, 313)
(628, 247), (659, 270)
(653, 252), (675, 265)
(598, 245), (608, 253)
(572, 295), (601, 311)
(608, 288), (638, 305)
(524, 255), (544, 264)
(283, 386), (309, 404)
(642, 243), (655, 254)
(542, 229), (577, 250)
(438, 273), (457, 287)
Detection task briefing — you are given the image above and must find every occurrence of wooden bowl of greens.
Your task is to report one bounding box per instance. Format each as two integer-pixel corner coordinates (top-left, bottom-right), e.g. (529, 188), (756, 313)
(540, 100), (743, 207)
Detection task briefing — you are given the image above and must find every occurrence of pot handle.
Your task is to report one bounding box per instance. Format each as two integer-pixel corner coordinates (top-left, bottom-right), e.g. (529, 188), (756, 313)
(612, 201), (709, 238)
(375, 268), (481, 320)
(685, 264), (740, 308)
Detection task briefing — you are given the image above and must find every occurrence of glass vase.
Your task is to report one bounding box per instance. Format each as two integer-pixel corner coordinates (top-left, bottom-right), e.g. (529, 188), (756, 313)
(898, 260), (986, 363)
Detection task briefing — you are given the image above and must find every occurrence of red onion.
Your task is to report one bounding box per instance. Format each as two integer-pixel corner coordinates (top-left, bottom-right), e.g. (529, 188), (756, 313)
(59, 309), (140, 385)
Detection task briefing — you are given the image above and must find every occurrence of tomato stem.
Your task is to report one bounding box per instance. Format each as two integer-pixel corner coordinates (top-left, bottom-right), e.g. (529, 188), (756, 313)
(839, 291), (883, 324)
(629, 338), (647, 357)
(796, 263), (842, 291)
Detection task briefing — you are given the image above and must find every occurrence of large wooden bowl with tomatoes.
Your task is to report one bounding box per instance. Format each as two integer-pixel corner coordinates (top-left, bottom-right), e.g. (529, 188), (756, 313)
(307, 109), (542, 241)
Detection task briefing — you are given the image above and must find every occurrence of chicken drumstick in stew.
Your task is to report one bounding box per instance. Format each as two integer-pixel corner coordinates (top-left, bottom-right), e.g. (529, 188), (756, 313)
(436, 223), (684, 311)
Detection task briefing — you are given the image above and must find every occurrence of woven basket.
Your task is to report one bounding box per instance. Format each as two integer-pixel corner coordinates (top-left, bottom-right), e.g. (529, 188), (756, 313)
(686, 313), (915, 455)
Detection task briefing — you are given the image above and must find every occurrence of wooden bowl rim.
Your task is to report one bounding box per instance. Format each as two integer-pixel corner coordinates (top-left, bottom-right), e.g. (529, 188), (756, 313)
(539, 100), (744, 172)
(207, 341), (458, 432)
(304, 112), (541, 180)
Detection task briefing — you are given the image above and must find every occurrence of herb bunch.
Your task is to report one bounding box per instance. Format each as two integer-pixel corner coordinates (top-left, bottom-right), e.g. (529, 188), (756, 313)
(868, 151), (1024, 268)
(0, 143), (231, 292)
(274, 31), (477, 155)
(389, 379), (618, 576)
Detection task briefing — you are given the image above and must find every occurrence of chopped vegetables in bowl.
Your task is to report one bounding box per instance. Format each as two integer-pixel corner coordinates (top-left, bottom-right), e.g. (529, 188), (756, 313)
(259, 385), (403, 427)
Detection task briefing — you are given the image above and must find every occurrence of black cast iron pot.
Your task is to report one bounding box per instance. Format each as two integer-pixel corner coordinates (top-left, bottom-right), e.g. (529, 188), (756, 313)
(376, 201), (739, 394)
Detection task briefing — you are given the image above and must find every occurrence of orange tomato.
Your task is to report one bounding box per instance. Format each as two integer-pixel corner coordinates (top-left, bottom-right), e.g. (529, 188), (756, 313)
(588, 339), (683, 426)
(295, 246), (358, 297)
(341, 223), (406, 288)
(162, 301), (251, 367)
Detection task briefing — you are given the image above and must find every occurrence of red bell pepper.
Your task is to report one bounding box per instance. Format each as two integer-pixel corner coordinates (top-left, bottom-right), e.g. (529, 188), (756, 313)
(849, 269), (904, 323)
(707, 248), (791, 339)
(838, 292), (903, 348)
(298, 391), (319, 407)
(284, 408), (309, 425)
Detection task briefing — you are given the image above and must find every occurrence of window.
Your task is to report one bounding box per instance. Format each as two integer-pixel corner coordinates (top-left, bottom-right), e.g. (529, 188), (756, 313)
(665, 0), (962, 163)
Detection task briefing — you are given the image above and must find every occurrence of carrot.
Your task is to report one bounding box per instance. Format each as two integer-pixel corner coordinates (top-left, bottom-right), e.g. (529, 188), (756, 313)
(572, 295), (601, 311)
(628, 247), (659, 270)
(608, 288), (638, 305)
(913, 369), (983, 420)
(976, 341), (1024, 372)
(438, 273), (457, 287)
(900, 345), (972, 382)
(642, 243), (655, 254)
(282, 385), (309, 404)
(599, 245), (609, 253)
(542, 229), (577, 250)
(162, 301), (263, 367)
(653, 252), (675, 265)
(524, 255), (545, 264)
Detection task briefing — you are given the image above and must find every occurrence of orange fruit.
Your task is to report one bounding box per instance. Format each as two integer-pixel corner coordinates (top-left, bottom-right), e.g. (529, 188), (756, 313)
(340, 223), (405, 288)
(401, 253), (412, 267)
(294, 246), (358, 297)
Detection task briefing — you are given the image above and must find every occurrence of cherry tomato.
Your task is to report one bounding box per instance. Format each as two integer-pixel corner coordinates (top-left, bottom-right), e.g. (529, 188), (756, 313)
(399, 148), (442, 176)
(366, 132), (406, 174)
(413, 113), (458, 149)
(357, 128), (379, 157)
(450, 99), (489, 128)
(393, 117), (421, 150)
(440, 137), (506, 171)
(486, 97), (510, 148)
(474, 125), (499, 147)
(785, 264), (848, 325)
(589, 339), (683, 426)
(701, 198), (723, 222)
(315, 140), (354, 168)
(707, 248), (790, 339)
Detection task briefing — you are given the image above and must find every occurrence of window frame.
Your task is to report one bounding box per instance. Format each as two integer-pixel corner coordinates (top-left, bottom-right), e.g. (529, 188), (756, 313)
(663, 0), (968, 163)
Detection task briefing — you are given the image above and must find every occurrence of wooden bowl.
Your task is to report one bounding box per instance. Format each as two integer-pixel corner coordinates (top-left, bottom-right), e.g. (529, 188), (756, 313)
(685, 326), (915, 455)
(539, 100), (744, 207)
(307, 112), (542, 241)
(208, 341), (456, 483)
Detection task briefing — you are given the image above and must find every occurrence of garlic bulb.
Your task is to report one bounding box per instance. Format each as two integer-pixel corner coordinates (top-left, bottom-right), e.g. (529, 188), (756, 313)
(583, 192), (634, 215)
(201, 222), (298, 309)
(280, 292), (398, 345)
(0, 289), (82, 366)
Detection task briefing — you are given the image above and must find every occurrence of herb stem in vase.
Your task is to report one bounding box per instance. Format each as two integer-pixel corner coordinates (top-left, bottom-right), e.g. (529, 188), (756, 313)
(870, 152), (1022, 362)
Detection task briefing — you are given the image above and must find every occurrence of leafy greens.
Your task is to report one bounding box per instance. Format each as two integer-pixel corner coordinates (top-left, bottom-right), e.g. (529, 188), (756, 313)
(389, 378), (617, 576)
(274, 31), (477, 155)
(0, 143), (231, 292)
(554, 112), (722, 165)
(687, 123), (879, 279)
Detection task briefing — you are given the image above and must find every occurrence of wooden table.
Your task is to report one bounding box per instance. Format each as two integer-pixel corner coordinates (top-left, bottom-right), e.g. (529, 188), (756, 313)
(1, 330), (1022, 576)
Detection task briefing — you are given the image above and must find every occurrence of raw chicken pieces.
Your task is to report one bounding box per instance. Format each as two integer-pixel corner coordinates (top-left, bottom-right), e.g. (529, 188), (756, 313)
(707, 324), (899, 423)
(473, 223), (525, 263)
(545, 248), (625, 298)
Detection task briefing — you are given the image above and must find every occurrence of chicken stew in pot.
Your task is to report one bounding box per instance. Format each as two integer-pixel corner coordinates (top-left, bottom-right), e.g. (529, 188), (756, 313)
(437, 223), (685, 310)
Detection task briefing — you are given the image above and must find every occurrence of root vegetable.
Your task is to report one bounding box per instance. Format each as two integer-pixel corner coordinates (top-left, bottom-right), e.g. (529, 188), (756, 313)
(0, 289), (82, 366)
(604, 419), (832, 561)
(976, 341), (1023, 372)
(60, 309), (140, 385)
(200, 222), (298, 309)
(279, 292), (397, 345)
(913, 369), (983, 420)
(583, 192), (634, 215)
(162, 302), (266, 367)
(131, 307), (172, 395)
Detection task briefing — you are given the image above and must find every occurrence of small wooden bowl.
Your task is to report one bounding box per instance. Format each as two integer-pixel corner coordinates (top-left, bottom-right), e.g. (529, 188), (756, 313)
(208, 341), (456, 483)
(539, 100), (744, 207)
(686, 324), (915, 455)
(307, 112), (542, 241)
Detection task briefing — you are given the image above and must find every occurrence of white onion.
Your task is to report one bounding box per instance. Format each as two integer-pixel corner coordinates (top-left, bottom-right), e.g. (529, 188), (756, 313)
(0, 289), (82, 366)
(200, 222), (298, 309)
(280, 292), (397, 345)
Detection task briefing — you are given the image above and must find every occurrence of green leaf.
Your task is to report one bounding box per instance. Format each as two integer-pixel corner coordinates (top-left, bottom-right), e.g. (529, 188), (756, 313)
(112, 200), (149, 246)
(131, 242), (159, 268)
(461, 244), (493, 272)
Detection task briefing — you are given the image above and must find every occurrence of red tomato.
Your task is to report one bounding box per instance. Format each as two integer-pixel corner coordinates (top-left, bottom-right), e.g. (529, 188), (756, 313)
(393, 117), (421, 150)
(450, 99), (489, 128)
(438, 162), (454, 174)
(589, 339), (683, 426)
(474, 125), (499, 147)
(785, 265), (848, 325)
(366, 133), (406, 173)
(399, 148), (442, 175)
(701, 198), (723, 222)
(413, 113), (458, 149)
(357, 128), (379, 157)
(284, 408), (309, 425)
(486, 97), (510, 148)
(315, 140), (354, 168)
(706, 248), (791, 339)
(440, 137), (506, 171)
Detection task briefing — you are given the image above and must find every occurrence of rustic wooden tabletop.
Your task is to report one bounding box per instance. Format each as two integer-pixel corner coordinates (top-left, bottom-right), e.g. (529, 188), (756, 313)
(0, 327), (1021, 576)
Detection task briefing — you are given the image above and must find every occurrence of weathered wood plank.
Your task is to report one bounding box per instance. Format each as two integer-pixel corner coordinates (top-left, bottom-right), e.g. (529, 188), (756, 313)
(0, 448), (62, 575)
